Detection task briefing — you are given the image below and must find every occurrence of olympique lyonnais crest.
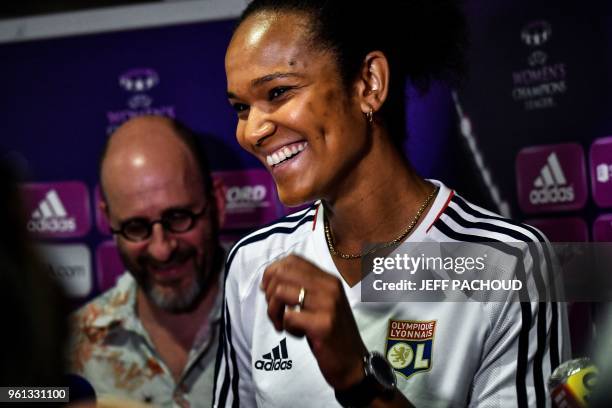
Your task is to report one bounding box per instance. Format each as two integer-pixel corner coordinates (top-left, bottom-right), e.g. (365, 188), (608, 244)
(385, 320), (436, 379)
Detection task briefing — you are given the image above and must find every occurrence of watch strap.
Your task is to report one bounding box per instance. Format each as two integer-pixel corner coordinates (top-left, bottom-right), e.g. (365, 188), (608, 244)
(334, 353), (395, 408)
(334, 373), (381, 408)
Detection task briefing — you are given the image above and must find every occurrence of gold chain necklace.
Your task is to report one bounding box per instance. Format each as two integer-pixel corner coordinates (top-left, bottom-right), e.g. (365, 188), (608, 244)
(324, 186), (439, 260)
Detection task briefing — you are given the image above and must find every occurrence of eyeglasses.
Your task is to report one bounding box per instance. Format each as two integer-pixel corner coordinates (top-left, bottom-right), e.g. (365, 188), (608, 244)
(110, 203), (208, 242)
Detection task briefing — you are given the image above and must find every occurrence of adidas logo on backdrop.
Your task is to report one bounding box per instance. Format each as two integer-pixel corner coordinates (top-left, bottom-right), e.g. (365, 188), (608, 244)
(27, 190), (77, 233)
(529, 152), (574, 205)
(255, 338), (293, 371)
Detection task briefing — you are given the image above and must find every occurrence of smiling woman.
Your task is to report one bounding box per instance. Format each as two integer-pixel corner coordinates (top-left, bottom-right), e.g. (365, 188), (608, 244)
(224, 2), (465, 208)
(215, 1), (568, 407)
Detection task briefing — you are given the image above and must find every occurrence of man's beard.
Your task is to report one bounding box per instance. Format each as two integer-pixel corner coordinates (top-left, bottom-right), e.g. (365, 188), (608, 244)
(144, 267), (205, 313)
(120, 247), (207, 313)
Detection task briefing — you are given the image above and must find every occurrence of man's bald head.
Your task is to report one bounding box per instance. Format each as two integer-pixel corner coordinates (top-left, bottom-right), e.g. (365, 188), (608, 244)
(100, 116), (213, 205)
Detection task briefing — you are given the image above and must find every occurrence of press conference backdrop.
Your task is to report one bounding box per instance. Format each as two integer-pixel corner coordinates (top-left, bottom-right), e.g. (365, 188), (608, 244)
(1, 1), (612, 352)
(456, 0), (612, 355)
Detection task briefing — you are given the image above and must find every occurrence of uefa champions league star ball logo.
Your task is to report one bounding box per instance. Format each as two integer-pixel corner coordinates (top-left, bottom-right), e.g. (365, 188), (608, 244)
(521, 21), (552, 47)
(119, 68), (159, 111)
(106, 67), (175, 135)
(527, 50), (548, 67)
(119, 68), (159, 92)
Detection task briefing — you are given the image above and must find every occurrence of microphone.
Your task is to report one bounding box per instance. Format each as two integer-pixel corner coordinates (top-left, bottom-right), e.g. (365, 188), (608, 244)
(64, 373), (96, 403)
(549, 358), (598, 408)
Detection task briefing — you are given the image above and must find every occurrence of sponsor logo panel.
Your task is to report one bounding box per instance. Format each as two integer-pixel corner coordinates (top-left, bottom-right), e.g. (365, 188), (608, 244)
(516, 143), (587, 213)
(385, 320), (435, 379)
(37, 244), (92, 298)
(22, 181), (91, 238)
(525, 217), (588, 242)
(96, 241), (125, 293)
(590, 136), (612, 208)
(213, 169), (282, 229)
(593, 215), (612, 242)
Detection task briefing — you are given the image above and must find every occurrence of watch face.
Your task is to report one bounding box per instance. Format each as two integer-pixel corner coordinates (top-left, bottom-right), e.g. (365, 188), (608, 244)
(369, 352), (397, 390)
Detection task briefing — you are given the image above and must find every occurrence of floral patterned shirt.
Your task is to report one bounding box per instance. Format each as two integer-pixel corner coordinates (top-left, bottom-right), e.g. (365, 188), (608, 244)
(69, 273), (222, 408)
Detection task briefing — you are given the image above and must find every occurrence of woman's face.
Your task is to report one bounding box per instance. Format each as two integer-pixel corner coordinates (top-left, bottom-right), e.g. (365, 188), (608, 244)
(225, 11), (370, 206)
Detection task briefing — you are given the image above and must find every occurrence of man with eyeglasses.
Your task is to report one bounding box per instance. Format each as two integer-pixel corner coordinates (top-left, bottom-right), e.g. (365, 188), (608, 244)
(69, 116), (225, 407)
